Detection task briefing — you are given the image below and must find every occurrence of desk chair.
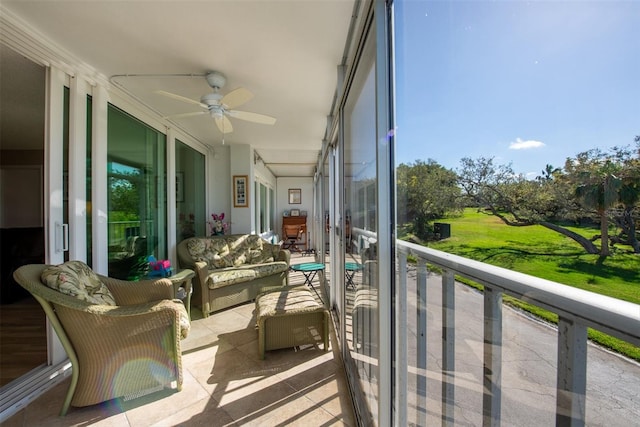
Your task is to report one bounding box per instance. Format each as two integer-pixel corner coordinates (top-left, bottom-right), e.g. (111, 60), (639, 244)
(282, 224), (304, 252)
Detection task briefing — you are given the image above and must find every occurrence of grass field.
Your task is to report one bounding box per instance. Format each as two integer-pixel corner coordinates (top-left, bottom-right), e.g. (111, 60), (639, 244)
(402, 208), (640, 359)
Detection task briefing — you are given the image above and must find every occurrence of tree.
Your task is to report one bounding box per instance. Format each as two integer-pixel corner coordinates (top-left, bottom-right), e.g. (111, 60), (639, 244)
(457, 157), (600, 254)
(564, 143), (640, 255)
(397, 159), (462, 239)
(538, 164), (561, 182)
(109, 171), (141, 221)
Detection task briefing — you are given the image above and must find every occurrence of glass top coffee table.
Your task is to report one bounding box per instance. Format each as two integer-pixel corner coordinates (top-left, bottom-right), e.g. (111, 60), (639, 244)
(290, 262), (325, 302)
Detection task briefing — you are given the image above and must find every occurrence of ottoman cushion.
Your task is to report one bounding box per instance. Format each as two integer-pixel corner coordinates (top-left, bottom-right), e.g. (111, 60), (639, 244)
(256, 286), (329, 359)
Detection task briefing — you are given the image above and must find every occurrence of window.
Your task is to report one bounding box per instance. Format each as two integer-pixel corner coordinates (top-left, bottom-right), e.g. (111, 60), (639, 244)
(107, 105), (167, 280)
(343, 24), (379, 422)
(176, 139), (205, 241)
(393, 1), (640, 424)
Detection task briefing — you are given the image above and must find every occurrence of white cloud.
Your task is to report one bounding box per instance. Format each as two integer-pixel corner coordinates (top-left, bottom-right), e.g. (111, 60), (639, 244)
(509, 138), (545, 150)
(525, 171), (538, 180)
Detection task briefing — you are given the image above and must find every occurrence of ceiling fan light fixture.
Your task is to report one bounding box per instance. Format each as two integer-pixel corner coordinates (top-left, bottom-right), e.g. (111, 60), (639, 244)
(200, 92), (223, 105)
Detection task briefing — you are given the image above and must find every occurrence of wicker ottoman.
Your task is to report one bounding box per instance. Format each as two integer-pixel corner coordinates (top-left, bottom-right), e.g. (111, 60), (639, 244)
(256, 286), (329, 359)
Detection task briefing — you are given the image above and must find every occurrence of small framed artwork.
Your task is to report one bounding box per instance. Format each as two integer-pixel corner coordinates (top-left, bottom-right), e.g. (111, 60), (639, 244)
(233, 175), (249, 207)
(301, 210), (308, 217)
(288, 188), (301, 204)
(290, 209), (300, 217)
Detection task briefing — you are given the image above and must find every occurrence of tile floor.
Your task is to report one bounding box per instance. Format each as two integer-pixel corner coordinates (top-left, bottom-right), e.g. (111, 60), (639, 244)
(4, 257), (356, 426)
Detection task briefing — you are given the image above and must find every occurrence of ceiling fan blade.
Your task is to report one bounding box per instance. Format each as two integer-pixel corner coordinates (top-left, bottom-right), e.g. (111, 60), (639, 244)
(227, 110), (277, 125)
(155, 90), (206, 108)
(221, 87), (253, 109)
(163, 111), (207, 119)
(214, 115), (234, 134)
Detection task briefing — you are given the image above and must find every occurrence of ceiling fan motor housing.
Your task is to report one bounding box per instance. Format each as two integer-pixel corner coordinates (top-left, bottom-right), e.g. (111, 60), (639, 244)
(205, 71), (226, 90)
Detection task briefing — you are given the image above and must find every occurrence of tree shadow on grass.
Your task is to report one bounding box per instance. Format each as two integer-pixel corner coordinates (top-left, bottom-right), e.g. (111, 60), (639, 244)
(445, 244), (639, 284)
(452, 244), (582, 269)
(556, 258), (640, 283)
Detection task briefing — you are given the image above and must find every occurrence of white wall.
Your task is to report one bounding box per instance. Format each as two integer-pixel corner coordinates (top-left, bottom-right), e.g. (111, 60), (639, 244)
(230, 144), (253, 234)
(276, 176), (314, 243)
(208, 144), (231, 230)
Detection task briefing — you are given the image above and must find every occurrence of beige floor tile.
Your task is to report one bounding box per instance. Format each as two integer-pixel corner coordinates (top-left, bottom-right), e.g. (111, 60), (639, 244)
(245, 400), (347, 427)
(182, 334), (234, 366)
(22, 379), (129, 427)
(149, 397), (237, 427)
(121, 369), (212, 426)
(213, 377), (302, 425)
(201, 309), (256, 335)
(6, 287), (355, 427)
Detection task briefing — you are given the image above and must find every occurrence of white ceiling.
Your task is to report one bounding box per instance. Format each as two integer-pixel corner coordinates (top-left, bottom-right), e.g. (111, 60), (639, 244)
(1, 1), (355, 177)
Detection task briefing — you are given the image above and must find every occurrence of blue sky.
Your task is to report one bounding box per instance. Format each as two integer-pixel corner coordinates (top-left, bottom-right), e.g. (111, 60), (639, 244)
(394, 0), (640, 178)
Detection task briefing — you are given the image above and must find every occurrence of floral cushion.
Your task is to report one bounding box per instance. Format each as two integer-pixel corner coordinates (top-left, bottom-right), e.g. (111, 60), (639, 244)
(41, 260), (116, 306)
(187, 235), (281, 270)
(175, 300), (191, 339)
(187, 238), (233, 268)
(207, 261), (289, 289)
(248, 249), (274, 264)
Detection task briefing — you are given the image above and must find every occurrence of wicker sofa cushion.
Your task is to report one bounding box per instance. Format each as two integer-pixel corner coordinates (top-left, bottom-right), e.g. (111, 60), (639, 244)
(207, 262), (289, 289)
(187, 234), (283, 270)
(41, 260), (116, 306)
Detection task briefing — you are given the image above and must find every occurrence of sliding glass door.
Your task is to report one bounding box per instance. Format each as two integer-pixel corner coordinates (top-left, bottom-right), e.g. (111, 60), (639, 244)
(176, 139), (205, 241)
(107, 105), (167, 280)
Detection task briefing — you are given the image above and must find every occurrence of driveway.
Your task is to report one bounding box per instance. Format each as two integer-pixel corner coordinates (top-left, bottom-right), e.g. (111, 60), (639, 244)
(400, 268), (640, 426)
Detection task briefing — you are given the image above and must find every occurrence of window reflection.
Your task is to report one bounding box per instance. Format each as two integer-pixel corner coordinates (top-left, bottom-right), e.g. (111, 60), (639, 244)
(107, 105), (167, 280)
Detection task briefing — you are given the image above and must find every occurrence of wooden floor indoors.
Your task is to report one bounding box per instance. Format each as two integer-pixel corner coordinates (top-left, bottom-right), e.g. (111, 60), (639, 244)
(0, 295), (47, 387)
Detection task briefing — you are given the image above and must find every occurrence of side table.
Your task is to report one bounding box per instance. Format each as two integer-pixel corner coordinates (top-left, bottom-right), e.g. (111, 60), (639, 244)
(290, 262), (325, 303)
(166, 269), (195, 319)
(345, 262), (363, 290)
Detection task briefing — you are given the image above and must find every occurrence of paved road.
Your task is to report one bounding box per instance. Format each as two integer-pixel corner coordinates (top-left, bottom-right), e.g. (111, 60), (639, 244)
(399, 268), (640, 426)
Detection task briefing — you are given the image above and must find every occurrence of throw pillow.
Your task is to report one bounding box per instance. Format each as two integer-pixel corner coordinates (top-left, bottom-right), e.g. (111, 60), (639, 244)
(41, 260), (116, 306)
(248, 249), (274, 264)
(267, 242), (283, 260)
(187, 238), (232, 268)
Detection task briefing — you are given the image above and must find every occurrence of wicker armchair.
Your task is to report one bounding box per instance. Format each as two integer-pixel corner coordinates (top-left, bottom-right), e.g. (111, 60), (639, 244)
(13, 263), (188, 416)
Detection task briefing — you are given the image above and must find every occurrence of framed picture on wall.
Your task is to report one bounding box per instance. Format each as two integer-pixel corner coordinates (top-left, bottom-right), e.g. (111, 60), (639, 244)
(233, 175), (249, 207)
(288, 188), (301, 204)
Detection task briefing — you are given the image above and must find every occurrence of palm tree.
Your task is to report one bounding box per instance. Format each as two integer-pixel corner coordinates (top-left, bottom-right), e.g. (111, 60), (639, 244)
(574, 170), (622, 256)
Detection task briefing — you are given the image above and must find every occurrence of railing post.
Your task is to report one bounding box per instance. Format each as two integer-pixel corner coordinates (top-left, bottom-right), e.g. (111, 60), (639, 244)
(483, 286), (502, 427)
(396, 251), (408, 427)
(556, 316), (587, 427)
(442, 270), (455, 426)
(416, 259), (428, 426)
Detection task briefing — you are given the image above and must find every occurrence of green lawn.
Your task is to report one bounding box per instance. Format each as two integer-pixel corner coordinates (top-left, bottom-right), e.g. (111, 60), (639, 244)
(402, 209), (640, 359)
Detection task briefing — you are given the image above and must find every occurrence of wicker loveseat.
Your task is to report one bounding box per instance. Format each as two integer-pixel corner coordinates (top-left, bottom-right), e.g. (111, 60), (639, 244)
(13, 261), (189, 415)
(177, 234), (290, 317)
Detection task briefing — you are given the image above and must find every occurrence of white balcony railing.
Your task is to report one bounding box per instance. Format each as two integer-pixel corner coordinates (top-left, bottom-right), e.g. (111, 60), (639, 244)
(396, 239), (639, 427)
(350, 227), (640, 426)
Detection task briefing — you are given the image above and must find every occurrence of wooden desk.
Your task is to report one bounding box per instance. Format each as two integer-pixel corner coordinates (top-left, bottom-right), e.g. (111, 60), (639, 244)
(282, 215), (307, 251)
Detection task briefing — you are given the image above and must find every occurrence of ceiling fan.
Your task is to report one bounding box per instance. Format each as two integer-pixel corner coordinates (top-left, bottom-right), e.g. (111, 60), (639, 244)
(156, 71), (276, 134)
